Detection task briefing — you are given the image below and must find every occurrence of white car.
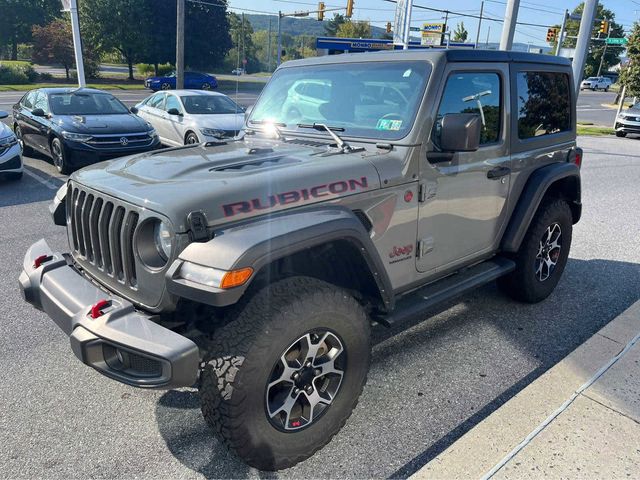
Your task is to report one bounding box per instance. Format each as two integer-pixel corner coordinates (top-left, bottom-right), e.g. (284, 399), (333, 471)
(134, 90), (246, 147)
(580, 76), (612, 91)
(614, 104), (640, 138)
(0, 111), (23, 181)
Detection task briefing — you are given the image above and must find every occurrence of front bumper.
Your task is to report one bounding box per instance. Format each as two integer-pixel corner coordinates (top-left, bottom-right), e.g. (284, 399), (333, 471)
(19, 239), (200, 389)
(0, 142), (23, 173)
(615, 118), (640, 134)
(62, 137), (161, 167)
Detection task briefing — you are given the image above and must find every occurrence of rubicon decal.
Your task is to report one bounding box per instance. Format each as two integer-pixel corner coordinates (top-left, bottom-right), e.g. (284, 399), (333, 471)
(222, 177), (369, 217)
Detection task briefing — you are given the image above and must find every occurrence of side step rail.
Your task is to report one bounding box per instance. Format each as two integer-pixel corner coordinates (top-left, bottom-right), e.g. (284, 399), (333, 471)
(378, 257), (516, 327)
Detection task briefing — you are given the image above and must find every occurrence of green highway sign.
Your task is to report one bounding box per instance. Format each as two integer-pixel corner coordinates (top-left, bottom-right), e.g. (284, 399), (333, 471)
(606, 37), (628, 45)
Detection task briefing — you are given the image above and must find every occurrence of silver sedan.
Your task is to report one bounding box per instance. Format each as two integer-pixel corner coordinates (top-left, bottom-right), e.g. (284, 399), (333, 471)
(134, 90), (246, 146)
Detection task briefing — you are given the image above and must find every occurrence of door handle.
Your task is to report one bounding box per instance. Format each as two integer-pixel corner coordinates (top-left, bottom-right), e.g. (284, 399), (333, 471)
(487, 166), (510, 179)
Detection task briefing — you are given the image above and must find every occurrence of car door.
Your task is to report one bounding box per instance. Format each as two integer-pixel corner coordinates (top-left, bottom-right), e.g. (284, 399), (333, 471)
(139, 93), (167, 141)
(30, 91), (52, 152)
(14, 90), (39, 149)
(162, 93), (186, 145)
(416, 66), (511, 274)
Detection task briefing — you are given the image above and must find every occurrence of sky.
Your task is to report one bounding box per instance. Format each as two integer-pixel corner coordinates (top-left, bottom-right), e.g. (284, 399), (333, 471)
(225, 0), (638, 46)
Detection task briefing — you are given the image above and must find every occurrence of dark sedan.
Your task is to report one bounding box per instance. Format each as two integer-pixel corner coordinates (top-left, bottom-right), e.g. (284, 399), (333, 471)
(12, 88), (160, 174)
(144, 71), (218, 91)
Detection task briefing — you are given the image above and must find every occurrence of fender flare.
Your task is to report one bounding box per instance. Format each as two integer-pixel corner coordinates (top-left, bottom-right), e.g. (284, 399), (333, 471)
(167, 205), (394, 310)
(501, 162), (581, 253)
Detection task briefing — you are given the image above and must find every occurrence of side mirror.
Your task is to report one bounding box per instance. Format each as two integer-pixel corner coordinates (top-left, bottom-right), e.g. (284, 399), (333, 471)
(32, 108), (46, 117)
(130, 106), (139, 114)
(0, 110), (8, 120)
(439, 113), (481, 152)
(167, 108), (182, 116)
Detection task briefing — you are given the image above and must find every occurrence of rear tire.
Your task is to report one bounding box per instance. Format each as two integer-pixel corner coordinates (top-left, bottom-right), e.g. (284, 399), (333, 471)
(199, 276), (371, 470)
(499, 198), (572, 303)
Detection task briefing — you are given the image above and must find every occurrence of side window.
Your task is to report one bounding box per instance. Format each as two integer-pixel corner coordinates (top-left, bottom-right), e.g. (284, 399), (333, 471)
(22, 91), (37, 109)
(517, 72), (571, 139)
(148, 93), (166, 109)
(434, 72), (501, 145)
(33, 92), (49, 114)
(165, 95), (182, 113)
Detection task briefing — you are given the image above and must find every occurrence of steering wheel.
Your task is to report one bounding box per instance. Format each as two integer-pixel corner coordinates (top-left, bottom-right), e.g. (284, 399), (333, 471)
(383, 86), (409, 107)
(380, 112), (404, 121)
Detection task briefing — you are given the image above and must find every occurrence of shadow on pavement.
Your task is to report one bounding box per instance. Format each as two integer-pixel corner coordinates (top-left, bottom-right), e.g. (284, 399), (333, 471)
(155, 257), (640, 479)
(0, 163), (63, 208)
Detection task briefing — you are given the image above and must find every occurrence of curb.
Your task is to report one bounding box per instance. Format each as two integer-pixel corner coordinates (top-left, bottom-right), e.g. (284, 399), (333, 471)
(412, 299), (640, 479)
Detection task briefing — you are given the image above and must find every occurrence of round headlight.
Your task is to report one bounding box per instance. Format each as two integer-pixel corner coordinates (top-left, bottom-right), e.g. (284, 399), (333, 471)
(154, 221), (172, 261)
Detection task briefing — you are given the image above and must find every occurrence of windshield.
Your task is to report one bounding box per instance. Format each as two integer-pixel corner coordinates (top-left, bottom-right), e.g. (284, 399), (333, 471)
(50, 92), (129, 115)
(248, 61), (430, 140)
(182, 95), (242, 114)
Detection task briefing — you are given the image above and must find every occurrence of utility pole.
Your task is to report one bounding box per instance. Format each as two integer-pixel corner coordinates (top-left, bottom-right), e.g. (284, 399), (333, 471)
(267, 17), (272, 72)
(596, 19), (610, 77)
(277, 11), (282, 66)
(555, 9), (568, 56)
(485, 26), (491, 48)
(176, 0), (185, 90)
(573, 0), (599, 94)
(402, 0), (414, 50)
(499, 0), (520, 50)
(475, 1), (484, 49)
(61, 0), (85, 87)
(614, 84), (626, 128)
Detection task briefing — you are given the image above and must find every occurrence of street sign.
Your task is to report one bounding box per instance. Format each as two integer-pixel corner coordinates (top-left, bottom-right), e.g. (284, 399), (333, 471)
(421, 33), (442, 47)
(606, 37), (628, 45)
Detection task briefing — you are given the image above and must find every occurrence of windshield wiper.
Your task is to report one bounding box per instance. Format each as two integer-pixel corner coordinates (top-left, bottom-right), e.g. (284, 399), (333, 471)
(297, 123), (354, 152)
(247, 119), (285, 139)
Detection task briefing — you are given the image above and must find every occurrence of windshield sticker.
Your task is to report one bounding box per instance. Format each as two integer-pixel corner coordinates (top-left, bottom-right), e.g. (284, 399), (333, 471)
(376, 119), (403, 131)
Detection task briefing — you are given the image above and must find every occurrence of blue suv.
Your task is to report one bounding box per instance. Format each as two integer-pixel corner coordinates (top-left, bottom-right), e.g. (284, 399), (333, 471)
(145, 71), (218, 91)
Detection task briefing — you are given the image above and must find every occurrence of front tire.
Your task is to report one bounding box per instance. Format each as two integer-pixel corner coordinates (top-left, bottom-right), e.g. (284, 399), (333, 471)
(199, 276), (371, 470)
(14, 125), (32, 156)
(185, 131), (200, 145)
(499, 198), (573, 303)
(51, 137), (71, 175)
(201, 82), (211, 90)
(616, 131), (627, 137)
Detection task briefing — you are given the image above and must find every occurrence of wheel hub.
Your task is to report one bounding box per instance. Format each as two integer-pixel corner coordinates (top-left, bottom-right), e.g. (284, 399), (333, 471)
(535, 223), (562, 282)
(266, 331), (345, 431)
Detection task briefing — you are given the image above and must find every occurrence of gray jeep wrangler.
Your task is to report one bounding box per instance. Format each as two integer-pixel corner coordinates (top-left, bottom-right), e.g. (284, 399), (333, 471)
(19, 50), (582, 470)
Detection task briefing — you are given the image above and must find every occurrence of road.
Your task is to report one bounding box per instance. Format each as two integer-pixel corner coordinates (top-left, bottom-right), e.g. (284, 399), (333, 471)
(1, 90), (639, 476)
(576, 89), (619, 126)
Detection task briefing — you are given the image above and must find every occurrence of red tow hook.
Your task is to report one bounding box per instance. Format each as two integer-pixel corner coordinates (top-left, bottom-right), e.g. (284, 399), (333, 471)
(90, 299), (111, 319)
(33, 254), (53, 269)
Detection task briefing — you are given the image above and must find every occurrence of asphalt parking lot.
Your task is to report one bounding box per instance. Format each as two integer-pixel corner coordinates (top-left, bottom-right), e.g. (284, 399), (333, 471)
(1, 107), (639, 476)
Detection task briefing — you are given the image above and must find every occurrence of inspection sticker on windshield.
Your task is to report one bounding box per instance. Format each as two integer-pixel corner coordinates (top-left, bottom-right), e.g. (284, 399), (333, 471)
(376, 119), (403, 131)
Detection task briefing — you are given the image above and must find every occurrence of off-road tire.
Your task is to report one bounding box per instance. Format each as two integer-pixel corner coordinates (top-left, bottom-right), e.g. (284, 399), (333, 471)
(499, 198), (572, 303)
(199, 276), (371, 471)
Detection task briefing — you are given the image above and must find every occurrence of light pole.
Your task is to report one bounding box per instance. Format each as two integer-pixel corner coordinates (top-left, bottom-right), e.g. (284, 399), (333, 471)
(60, 0), (85, 87)
(499, 0), (520, 51)
(555, 9), (568, 56)
(176, 0), (185, 90)
(572, 0), (599, 94)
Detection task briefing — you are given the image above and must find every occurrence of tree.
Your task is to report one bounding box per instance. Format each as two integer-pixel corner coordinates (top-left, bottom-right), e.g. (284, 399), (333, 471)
(620, 22), (640, 96)
(0, 0), (60, 60)
(324, 13), (346, 37)
(549, 2), (624, 77)
(336, 20), (371, 39)
(453, 22), (468, 42)
(81, 0), (153, 80)
(226, 13), (257, 73)
(32, 20), (75, 79)
(185, 1), (232, 71)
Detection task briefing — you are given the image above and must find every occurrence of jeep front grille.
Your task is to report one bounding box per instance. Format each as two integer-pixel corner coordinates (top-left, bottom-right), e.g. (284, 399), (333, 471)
(67, 184), (139, 287)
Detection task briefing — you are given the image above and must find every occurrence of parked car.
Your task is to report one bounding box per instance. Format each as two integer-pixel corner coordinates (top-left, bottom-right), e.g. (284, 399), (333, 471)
(12, 88), (160, 174)
(580, 76), (611, 91)
(144, 71), (218, 91)
(20, 50), (582, 471)
(134, 90), (245, 146)
(614, 103), (640, 137)
(0, 111), (22, 180)
(231, 68), (245, 76)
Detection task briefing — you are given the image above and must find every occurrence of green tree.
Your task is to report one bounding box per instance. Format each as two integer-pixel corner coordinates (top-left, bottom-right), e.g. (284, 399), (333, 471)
(226, 13), (258, 73)
(0, 0), (60, 60)
(31, 19), (75, 80)
(324, 13), (346, 36)
(550, 2), (624, 77)
(453, 22), (468, 42)
(81, 0), (153, 79)
(185, 1), (232, 71)
(620, 22), (640, 96)
(336, 20), (371, 38)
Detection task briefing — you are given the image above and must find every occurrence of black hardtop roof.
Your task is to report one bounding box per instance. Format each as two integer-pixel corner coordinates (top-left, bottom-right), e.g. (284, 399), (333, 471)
(443, 49), (572, 66)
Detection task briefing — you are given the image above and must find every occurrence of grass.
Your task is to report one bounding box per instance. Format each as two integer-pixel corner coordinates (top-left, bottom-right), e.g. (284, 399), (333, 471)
(577, 125), (615, 136)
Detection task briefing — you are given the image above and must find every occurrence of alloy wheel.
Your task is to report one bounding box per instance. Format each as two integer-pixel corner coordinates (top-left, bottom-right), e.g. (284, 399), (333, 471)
(161, 82), (171, 90)
(535, 223), (562, 282)
(202, 83), (211, 90)
(51, 139), (64, 170)
(266, 331), (345, 432)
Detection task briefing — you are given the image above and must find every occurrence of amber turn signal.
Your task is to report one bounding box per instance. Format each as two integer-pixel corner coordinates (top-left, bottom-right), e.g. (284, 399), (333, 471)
(220, 267), (254, 289)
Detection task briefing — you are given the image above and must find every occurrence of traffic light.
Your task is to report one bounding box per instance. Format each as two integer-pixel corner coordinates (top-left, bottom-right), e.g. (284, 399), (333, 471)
(346, 0), (354, 18)
(318, 2), (324, 21)
(599, 20), (609, 34)
(386, 22), (392, 34)
(546, 27), (557, 42)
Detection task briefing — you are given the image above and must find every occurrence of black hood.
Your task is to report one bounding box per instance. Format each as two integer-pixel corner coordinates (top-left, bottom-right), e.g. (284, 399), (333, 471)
(54, 114), (151, 134)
